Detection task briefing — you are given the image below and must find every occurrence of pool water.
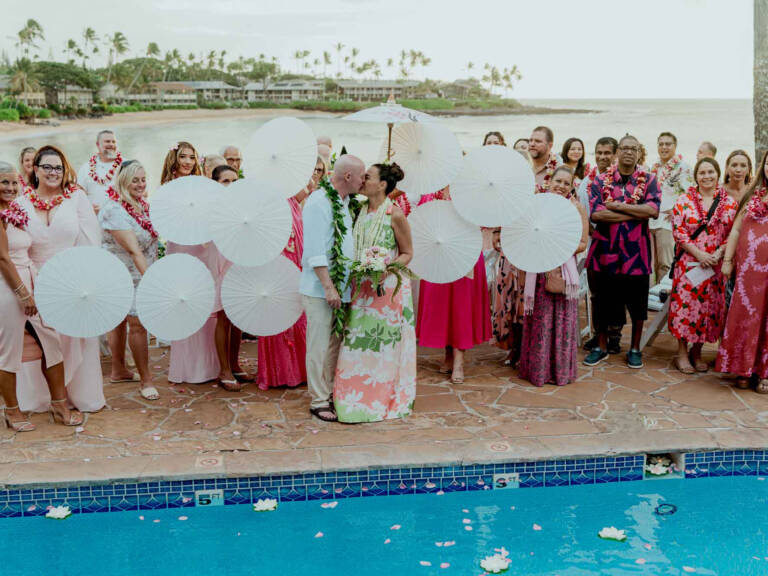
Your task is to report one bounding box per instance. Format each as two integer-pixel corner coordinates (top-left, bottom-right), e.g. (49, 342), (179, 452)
(3, 477), (768, 575)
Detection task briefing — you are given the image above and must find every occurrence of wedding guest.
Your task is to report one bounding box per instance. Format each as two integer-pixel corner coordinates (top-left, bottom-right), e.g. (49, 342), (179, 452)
(561, 137), (588, 189)
(334, 163), (415, 422)
(99, 161), (160, 399)
(15, 145), (104, 413)
(0, 161), (81, 429)
(17, 146), (35, 190)
(317, 135), (333, 153)
(723, 150), (753, 202)
(669, 158), (737, 374)
(529, 126), (560, 193)
(221, 145), (242, 177)
(697, 141), (717, 161)
(202, 154), (226, 179)
(519, 166), (588, 386)
(300, 155), (363, 421)
(416, 185), (492, 383)
(583, 135), (661, 369)
(162, 142), (242, 390)
(512, 138), (529, 154)
(637, 143), (649, 169)
(318, 144), (332, 165)
(76, 129), (123, 211)
(483, 131), (506, 146)
(649, 132), (694, 282)
(717, 150), (768, 392)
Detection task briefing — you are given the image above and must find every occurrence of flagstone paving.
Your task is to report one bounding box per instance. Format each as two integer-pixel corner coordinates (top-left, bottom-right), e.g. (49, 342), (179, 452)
(2, 328), (767, 487)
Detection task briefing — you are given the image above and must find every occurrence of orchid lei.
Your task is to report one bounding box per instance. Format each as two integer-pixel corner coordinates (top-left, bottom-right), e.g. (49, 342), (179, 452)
(0, 201), (29, 229)
(747, 186), (768, 223)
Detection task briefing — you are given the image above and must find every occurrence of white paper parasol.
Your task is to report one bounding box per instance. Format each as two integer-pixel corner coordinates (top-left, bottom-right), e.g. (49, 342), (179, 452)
(378, 122), (462, 201)
(408, 200), (482, 284)
(246, 117), (317, 199)
(209, 178), (293, 267)
(450, 145), (535, 227)
(150, 175), (220, 245)
(500, 193), (583, 273)
(35, 246), (134, 338)
(221, 256), (303, 336)
(136, 254), (216, 341)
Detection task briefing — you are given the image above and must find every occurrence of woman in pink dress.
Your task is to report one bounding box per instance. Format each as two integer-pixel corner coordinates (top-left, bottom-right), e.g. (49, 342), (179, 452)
(717, 151), (768, 392)
(0, 161), (81, 429)
(161, 142), (242, 391)
(518, 166), (589, 386)
(668, 158), (738, 374)
(415, 187), (492, 383)
(14, 146), (103, 415)
(256, 181), (308, 390)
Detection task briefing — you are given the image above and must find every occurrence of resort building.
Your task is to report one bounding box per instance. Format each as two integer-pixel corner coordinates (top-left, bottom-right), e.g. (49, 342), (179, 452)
(336, 79), (419, 101)
(53, 85), (94, 108)
(243, 80), (325, 103)
(0, 75), (46, 107)
(176, 81), (243, 102)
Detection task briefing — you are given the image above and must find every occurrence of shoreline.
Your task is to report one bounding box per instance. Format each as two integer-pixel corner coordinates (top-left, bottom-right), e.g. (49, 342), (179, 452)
(0, 104), (597, 138)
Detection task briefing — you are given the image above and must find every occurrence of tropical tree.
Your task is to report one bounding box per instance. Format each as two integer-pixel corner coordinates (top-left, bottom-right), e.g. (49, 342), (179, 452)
(8, 58), (40, 96)
(81, 27), (98, 68)
(15, 19), (44, 60)
(756, 0), (768, 161)
(481, 63), (502, 95)
(334, 42), (345, 77)
(399, 50), (430, 81)
(105, 32), (130, 85)
(64, 39), (79, 64)
(465, 61), (474, 77)
(322, 50), (331, 78)
(126, 41), (160, 92)
(218, 50), (227, 70)
(501, 65), (522, 97)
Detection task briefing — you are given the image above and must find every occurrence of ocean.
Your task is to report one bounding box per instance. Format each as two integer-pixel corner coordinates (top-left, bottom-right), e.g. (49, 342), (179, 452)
(0, 99), (754, 187)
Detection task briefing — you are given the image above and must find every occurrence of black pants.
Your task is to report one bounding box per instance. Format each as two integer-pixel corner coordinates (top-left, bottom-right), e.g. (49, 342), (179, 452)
(587, 269), (624, 340)
(590, 272), (650, 335)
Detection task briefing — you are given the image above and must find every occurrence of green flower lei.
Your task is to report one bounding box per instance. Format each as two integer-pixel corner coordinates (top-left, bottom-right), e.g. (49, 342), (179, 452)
(319, 177), (361, 336)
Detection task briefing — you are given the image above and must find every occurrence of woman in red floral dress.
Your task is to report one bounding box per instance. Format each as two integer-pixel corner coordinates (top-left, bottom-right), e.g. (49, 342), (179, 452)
(717, 151), (768, 392)
(669, 158), (738, 374)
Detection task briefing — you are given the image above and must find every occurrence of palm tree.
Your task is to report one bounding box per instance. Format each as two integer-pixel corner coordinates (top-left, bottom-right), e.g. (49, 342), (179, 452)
(465, 62), (474, 77)
(334, 42), (345, 77)
(65, 39), (79, 64)
(15, 19), (44, 60)
(9, 58), (39, 96)
(322, 51), (331, 78)
(756, 0), (768, 161)
(218, 49), (227, 71)
(501, 65), (522, 97)
(105, 32), (129, 85)
(127, 42), (161, 93)
(81, 27), (98, 68)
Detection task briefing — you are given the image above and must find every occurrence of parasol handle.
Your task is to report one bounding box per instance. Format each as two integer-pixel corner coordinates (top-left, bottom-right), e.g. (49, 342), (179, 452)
(387, 123), (394, 162)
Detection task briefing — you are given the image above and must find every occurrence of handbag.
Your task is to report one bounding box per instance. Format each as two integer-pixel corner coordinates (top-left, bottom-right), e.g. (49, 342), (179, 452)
(668, 193), (721, 280)
(545, 267), (565, 294)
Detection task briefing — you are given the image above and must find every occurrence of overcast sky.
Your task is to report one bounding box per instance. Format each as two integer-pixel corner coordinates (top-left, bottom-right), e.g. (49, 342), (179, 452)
(1, 0), (754, 99)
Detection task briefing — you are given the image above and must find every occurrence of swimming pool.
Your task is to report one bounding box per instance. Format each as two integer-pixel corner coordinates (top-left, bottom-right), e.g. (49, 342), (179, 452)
(2, 476), (766, 575)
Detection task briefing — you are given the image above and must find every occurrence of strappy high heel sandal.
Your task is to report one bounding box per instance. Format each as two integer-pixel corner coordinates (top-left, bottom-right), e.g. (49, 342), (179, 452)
(49, 399), (84, 427)
(2, 405), (35, 432)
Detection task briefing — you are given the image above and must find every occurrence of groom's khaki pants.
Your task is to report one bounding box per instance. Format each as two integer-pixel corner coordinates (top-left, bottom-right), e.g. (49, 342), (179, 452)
(302, 295), (342, 410)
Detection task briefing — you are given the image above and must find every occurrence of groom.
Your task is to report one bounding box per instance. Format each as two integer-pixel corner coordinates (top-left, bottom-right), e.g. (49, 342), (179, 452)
(300, 154), (365, 422)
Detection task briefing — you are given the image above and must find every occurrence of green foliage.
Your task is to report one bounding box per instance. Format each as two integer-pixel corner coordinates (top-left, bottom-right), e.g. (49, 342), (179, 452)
(398, 98), (454, 110)
(246, 99), (374, 112)
(452, 98), (522, 110)
(199, 100), (228, 109)
(33, 61), (97, 92)
(106, 103), (198, 113)
(0, 108), (20, 121)
(33, 108), (51, 118)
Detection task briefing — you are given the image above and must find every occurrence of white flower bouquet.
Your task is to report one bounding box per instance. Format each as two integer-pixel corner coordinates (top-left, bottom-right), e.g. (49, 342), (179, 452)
(348, 245), (412, 298)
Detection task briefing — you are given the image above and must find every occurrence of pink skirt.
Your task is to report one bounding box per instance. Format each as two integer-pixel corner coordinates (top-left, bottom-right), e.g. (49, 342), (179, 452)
(256, 314), (307, 390)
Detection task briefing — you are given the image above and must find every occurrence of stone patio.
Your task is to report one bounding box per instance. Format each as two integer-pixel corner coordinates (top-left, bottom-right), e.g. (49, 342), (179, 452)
(2, 323), (767, 488)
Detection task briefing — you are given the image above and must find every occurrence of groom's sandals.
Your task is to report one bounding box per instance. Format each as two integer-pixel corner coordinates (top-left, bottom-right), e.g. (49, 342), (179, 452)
(310, 405), (338, 422)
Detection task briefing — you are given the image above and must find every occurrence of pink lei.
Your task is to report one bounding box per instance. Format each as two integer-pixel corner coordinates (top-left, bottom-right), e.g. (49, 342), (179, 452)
(0, 201), (29, 229)
(746, 187), (768, 224)
(106, 186), (158, 238)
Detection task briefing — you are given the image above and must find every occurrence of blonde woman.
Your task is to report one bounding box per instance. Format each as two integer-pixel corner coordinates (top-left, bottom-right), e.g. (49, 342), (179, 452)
(99, 161), (159, 400)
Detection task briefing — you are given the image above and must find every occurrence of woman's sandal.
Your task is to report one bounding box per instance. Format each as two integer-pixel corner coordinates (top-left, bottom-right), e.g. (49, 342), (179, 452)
(756, 380), (768, 394)
(310, 406), (338, 422)
(140, 386), (160, 401)
(219, 379), (245, 392)
(674, 356), (695, 375)
(735, 377), (751, 390)
(450, 367), (465, 384)
(233, 372), (255, 383)
(49, 398), (84, 427)
(2, 405), (35, 432)
(689, 353), (709, 373)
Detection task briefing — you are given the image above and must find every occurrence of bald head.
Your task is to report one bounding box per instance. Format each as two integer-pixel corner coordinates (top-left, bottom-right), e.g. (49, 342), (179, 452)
(317, 136), (332, 150)
(220, 145), (242, 171)
(331, 154), (365, 198)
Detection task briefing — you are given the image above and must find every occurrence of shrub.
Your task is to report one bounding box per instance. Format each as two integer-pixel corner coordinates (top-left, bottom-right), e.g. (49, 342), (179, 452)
(0, 108), (20, 121)
(399, 98), (454, 111)
(33, 108), (52, 119)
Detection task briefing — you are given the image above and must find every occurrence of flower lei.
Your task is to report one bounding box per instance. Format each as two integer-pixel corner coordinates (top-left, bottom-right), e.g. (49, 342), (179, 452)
(88, 152), (122, 186)
(0, 201), (29, 229)
(601, 166), (647, 204)
(535, 156), (559, 194)
(688, 185), (727, 226)
(106, 186), (158, 238)
(25, 185), (75, 211)
(318, 178), (360, 337)
(747, 187), (768, 223)
(17, 173), (28, 189)
(651, 154), (682, 187)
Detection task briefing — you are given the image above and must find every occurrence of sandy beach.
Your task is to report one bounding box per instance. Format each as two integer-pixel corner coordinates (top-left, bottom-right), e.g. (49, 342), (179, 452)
(0, 107), (335, 138)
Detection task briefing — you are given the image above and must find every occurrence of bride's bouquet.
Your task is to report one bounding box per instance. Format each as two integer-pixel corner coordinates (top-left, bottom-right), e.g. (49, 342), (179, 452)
(348, 246), (412, 298)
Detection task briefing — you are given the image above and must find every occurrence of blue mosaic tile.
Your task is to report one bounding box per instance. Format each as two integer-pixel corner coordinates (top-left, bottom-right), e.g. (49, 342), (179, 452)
(251, 487), (279, 502)
(279, 486), (307, 502)
(81, 497), (110, 514)
(224, 490), (251, 505)
(21, 502), (50, 517)
(331, 483), (362, 499)
(109, 496), (138, 512)
(619, 468), (644, 482)
(440, 477), (467, 493)
(595, 469), (619, 484)
(569, 470), (595, 485)
(166, 494), (195, 508)
(544, 472), (569, 487)
(387, 480), (414, 496)
(709, 462), (734, 477)
(361, 482), (387, 497)
(306, 485), (333, 500)
(466, 476), (492, 492)
(138, 494), (167, 510)
(0, 502), (22, 518)
(733, 461), (757, 477)
(414, 479), (440, 494)
(519, 473), (544, 489)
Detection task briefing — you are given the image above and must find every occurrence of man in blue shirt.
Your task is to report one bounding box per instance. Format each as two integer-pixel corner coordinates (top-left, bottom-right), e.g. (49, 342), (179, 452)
(300, 154), (365, 422)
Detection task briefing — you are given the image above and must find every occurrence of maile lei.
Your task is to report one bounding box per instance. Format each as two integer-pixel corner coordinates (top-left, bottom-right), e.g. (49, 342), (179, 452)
(534, 156), (559, 194)
(651, 153), (682, 186)
(747, 187), (768, 223)
(89, 152), (123, 185)
(106, 186), (158, 238)
(688, 185), (727, 226)
(601, 166), (648, 204)
(0, 201), (29, 229)
(25, 185), (76, 211)
(318, 177), (360, 337)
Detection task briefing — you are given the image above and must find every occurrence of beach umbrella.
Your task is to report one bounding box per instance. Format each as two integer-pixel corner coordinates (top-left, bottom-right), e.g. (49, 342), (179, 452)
(500, 193), (583, 273)
(450, 145), (535, 227)
(343, 93), (436, 161)
(408, 200), (483, 284)
(378, 122), (462, 201)
(35, 246), (134, 338)
(208, 178), (293, 267)
(150, 175), (220, 245)
(221, 256), (303, 336)
(246, 117), (317, 199)
(136, 254), (216, 341)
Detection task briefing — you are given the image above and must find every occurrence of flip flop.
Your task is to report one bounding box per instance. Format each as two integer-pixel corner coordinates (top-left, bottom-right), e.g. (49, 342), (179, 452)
(674, 357), (695, 375)
(110, 374), (139, 383)
(140, 386), (160, 401)
(310, 407), (337, 422)
(233, 372), (255, 383)
(219, 379), (245, 392)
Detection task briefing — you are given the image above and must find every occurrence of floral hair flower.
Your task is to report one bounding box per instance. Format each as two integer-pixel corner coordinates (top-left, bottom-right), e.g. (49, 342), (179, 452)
(170, 143), (179, 152)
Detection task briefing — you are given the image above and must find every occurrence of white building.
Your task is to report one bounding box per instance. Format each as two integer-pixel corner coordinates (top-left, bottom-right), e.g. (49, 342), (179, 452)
(178, 81), (242, 102)
(336, 80), (419, 102)
(243, 80), (325, 103)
